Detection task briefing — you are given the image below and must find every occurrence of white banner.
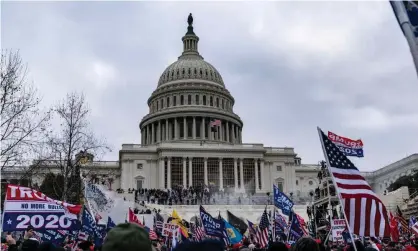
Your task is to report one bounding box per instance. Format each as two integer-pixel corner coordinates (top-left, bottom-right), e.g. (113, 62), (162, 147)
(162, 223), (178, 237)
(331, 219), (346, 242)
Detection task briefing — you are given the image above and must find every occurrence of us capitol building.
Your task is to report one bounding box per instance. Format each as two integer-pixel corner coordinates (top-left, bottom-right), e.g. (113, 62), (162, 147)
(2, 15), (417, 205)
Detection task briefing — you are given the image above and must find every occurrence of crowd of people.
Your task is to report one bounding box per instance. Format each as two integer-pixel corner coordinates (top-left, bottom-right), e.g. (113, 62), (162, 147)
(3, 223), (418, 251)
(133, 184), (250, 205)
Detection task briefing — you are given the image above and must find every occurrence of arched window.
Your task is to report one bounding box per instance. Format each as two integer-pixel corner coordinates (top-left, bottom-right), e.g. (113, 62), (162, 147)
(210, 96), (213, 106)
(180, 95), (184, 105)
(167, 97), (170, 107)
(161, 99), (164, 108)
(188, 95), (191, 105)
(173, 96), (177, 106)
(216, 97), (219, 107)
(203, 95), (207, 105)
(156, 101), (159, 110)
(195, 95), (200, 105)
(222, 99), (225, 109)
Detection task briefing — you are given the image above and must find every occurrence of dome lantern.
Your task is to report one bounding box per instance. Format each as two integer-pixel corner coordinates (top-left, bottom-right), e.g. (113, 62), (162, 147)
(179, 13), (203, 60)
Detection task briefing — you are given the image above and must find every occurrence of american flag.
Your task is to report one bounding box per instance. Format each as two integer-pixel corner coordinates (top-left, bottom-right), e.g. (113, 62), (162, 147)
(256, 209), (270, 248)
(210, 119), (221, 127)
(149, 229), (158, 240)
(318, 128), (390, 237)
(193, 219), (206, 241)
(396, 205), (410, 234)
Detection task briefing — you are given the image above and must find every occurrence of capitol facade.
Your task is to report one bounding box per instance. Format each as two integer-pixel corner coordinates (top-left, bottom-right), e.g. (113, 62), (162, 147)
(119, 18), (319, 198)
(2, 16), (417, 204)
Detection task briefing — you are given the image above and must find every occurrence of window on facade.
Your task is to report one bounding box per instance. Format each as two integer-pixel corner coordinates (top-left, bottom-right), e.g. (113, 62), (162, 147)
(156, 101), (159, 111)
(167, 97), (170, 107)
(196, 119), (201, 138)
(210, 96), (213, 106)
(179, 119), (184, 138)
(188, 95), (191, 105)
(180, 95), (184, 105)
(296, 180), (299, 186)
(195, 95), (200, 105)
(137, 163), (143, 169)
(216, 97), (219, 107)
(173, 96), (177, 106)
(161, 99), (164, 108)
(277, 182), (283, 192)
(222, 99), (225, 109)
(276, 165), (282, 171)
(187, 118), (193, 137)
(203, 95), (207, 105)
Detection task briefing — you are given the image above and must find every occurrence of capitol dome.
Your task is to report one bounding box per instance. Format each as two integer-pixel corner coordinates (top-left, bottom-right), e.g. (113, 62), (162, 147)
(139, 14), (243, 146)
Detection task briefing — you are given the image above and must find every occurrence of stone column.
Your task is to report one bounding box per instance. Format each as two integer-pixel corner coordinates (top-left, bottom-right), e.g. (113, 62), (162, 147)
(240, 158), (244, 191)
(151, 123), (155, 144)
(183, 158), (187, 187)
(174, 118), (178, 140)
(219, 122), (224, 141)
(158, 121), (161, 142)
(254, 158), (259, 192)
(159, 158), (165, 189)
(188, 158), (193, 187)
(204, 158), (208, 185)
(201, 117), (205, 139)
(165, 119), (169, 141)
(260, 159), (264, 191)
(232, 125), (236, 143)
(192, 117), (196, 139)
(234, 158), (238, 191)
(208, 120), (212, 141)
(147, 125), (150, 144)
(168, 158), (172, 189)
(183, 117), (187, 139)
(219, 158), (223, 190)
(226, 122), (230, 143)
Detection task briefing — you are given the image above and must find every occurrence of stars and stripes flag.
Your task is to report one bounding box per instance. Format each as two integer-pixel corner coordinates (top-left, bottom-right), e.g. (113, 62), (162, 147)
(256, 209), (270, 248)
(318, 128), (391, 237)
(210, 119), (221, 127)
(193, 218), (206, 241)
(395, 205), (410, 234)
(390, 1), (418, 77)
(149, 229), (158, 240)
(410, 216), (418, 235)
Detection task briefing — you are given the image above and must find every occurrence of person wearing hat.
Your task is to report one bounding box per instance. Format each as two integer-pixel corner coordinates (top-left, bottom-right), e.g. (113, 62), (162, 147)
(18, 226), (39, 251)
(102, 223), (152, 251)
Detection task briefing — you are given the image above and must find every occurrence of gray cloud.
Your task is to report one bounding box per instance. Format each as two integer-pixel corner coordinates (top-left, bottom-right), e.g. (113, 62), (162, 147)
(2, 1), (417, 171)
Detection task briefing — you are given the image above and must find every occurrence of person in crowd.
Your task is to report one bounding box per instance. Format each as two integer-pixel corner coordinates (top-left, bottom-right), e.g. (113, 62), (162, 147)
(268, 242), (289, 251)
(19, 226), (39, 251)
(172, 239), (224, 251)
(240, 239), (252, 251)
(292, 237), (320, 251)
(102, 223), (152, 251)
(37, 242), (55, 251)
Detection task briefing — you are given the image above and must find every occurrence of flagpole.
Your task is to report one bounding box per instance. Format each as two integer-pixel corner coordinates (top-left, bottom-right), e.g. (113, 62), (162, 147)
(392, 1), (418, 77)
(317, 127), (357, 251)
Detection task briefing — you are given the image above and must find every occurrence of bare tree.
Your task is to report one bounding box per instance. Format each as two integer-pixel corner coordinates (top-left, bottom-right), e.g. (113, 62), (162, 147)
(0, 50), (50, 170)
(45, 92), (110, 203)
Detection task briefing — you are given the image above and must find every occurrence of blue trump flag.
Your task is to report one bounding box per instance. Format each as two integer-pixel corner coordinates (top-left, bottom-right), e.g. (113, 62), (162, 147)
(94, 224), (107, 247)
(273, 185), (294, 216)
(82, 206), (98, 237)
(288, 212), (304, 242)
(199, 205), (226, 239)
(223, 219), (242, 244)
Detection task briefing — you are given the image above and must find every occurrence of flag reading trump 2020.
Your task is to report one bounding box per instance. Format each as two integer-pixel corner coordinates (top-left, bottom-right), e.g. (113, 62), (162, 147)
(199, 205), (225, 239)
(2, 184), (82, 231)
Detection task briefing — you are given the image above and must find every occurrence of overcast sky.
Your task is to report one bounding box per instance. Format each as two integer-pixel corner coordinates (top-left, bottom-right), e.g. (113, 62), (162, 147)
(2, 1), (418, 171)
